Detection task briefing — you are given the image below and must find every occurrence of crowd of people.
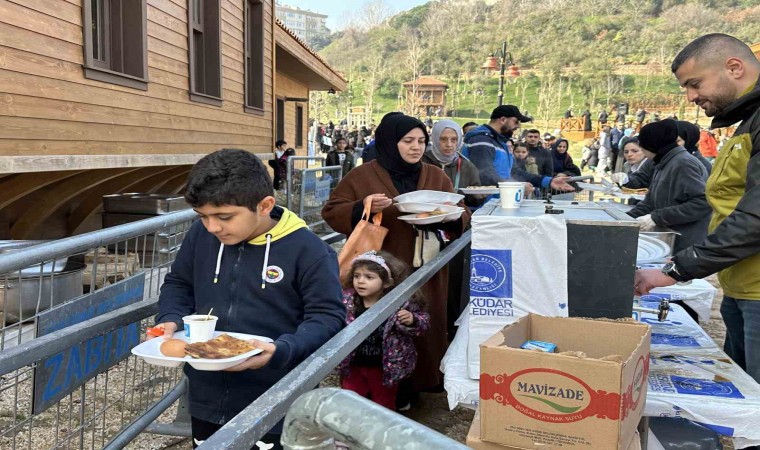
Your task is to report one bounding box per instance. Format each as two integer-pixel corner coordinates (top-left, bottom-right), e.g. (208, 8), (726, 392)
(147, 32), (760, 450)
(580, 120), (720, 176)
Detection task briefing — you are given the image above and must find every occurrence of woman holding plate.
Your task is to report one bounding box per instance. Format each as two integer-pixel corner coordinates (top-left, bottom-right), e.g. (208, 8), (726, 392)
(322, 112), (471, 404)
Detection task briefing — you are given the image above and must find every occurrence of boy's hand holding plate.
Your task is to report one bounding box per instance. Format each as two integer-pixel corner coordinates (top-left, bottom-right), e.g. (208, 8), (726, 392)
(224, 340), (277, 371)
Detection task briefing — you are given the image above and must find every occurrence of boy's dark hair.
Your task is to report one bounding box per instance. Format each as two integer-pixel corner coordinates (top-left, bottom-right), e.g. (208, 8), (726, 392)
(346, 250), (425, 315)
(335, 137), (347, 145)
(672, 33), (757, 73)
(514, 142), (528, 150)
(463, 121), (478, 129)
(185, 148), (273, 211)
(525, 129), (541, 135)
(275, 140), (287, 147)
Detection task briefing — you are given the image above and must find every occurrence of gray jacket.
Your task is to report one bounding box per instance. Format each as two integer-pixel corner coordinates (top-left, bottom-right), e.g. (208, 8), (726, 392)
(628, 147), (711, 253)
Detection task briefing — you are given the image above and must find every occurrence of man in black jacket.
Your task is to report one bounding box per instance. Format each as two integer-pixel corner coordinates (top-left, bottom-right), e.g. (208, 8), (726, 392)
(635, 34), (760, 386)
(524, 129), (554, 177)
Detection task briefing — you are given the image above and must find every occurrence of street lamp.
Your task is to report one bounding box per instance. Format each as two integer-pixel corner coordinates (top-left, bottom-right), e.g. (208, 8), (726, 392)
(482, 41), (520, 106)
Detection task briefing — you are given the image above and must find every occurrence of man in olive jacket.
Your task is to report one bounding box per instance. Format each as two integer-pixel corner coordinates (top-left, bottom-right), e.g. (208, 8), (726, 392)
(635, 34), (760, 384)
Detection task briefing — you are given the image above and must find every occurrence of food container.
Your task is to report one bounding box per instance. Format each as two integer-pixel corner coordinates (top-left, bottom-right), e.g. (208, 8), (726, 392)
(0, 261), (86, 324)
(131, 331), (272, 370)
(183, 314), (219, 343)
(393, 190), (464, 205)
(641, 229), (678, 256)
(498, 182), (525, 209)
(102, 193), (189, 215)
(102, 213), (187, 234)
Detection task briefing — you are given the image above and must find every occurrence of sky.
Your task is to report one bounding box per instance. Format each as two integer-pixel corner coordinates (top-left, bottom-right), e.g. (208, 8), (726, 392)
(278, 0), (429, 31)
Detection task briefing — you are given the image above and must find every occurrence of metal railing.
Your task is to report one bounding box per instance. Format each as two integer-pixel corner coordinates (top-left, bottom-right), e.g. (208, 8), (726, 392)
(0, 205), (472, 449)
(281, 388), (470, 449)
(0, 210), (197, 450)
(286, 156), (325, 211)
(298, 166), (343, 230)
(197, 231), (472, 449)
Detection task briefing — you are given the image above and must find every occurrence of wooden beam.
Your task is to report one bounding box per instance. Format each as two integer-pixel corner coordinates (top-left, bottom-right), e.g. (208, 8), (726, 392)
(150, 169), (191, 193)
(0, 154), (208, 174)
(67, 167), (178, 234)
(0, 170), (85, 210)
(11, 169), (134, 239)
(120, 166), (192, 193)
(169, 180), (187, 195)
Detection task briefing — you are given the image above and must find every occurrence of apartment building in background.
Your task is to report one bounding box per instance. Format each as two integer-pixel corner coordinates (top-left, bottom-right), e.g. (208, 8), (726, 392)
(275, 2), (329, 47)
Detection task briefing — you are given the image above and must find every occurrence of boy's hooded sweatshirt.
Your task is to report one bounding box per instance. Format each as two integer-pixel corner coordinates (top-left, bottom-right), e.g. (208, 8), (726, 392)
(156, 206), (345, 429)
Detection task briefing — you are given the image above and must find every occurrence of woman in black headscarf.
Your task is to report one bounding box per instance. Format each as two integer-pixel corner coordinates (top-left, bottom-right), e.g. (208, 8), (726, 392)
(677, 120), (713, 176)
(627, 119), (711, 252)
(322, 112), (471, 402)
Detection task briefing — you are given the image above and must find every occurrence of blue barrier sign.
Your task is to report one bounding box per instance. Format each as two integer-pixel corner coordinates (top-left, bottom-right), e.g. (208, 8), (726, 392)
(33, 273), (145, 413)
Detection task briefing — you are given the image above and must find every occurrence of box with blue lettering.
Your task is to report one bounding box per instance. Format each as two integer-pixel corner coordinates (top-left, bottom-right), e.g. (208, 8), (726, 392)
(479, 314), (650, 450)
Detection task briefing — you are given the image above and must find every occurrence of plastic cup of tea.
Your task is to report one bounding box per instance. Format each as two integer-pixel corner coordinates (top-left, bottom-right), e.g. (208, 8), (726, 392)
(182, 314), (218, 343)
(498, 182), (525, 209)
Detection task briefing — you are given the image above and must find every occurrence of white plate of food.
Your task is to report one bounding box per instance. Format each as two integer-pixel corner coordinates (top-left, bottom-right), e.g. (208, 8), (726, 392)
(398, 210), (463, 225)
(393, 190), (463, 205)
(132, 331), (272, 371)
(458, 186), (499, 195)
(395, 202), (463, 214)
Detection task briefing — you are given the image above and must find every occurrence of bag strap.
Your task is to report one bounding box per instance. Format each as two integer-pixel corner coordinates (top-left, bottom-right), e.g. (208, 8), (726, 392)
(360, 197), (383, 225)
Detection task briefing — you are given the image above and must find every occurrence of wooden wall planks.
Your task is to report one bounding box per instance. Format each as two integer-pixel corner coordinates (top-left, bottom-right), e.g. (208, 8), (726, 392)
(0, 0), (276, 165)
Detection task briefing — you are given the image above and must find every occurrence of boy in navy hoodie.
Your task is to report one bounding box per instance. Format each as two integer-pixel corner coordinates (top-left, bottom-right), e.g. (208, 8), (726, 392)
(152, 149), (345, 449)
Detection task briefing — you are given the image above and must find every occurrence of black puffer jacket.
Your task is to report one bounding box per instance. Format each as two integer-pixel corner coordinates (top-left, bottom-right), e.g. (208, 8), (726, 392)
(628, 147), (710, 253)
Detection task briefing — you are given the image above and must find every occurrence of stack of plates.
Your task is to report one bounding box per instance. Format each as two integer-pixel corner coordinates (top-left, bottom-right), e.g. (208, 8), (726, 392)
(393, 190), (465, 225)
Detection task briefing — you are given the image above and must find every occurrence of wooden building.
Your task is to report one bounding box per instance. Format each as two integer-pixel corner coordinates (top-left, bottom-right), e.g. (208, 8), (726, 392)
(402, 76), (447, 117)
(0, 0), (344, 239)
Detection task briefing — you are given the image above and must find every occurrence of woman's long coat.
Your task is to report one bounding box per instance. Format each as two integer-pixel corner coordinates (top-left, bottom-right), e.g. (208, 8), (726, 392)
(322, 160), (471, 390)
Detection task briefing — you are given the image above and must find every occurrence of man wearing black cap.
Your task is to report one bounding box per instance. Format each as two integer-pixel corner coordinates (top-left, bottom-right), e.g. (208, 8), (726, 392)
(635, 33), (760, 386)
(463, 105), (573, 192)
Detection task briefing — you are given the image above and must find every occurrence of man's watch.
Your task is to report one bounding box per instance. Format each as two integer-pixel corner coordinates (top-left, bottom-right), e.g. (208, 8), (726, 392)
(661, 262), (686, 282)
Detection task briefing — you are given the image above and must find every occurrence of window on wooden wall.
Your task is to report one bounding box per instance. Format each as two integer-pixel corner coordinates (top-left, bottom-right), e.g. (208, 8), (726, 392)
(295, 105), (304, 147)
(276, 99), (285, 142)
(83, 0), (148, 90)
(244, 0), (265, 113)
(188, 0), (222, 105)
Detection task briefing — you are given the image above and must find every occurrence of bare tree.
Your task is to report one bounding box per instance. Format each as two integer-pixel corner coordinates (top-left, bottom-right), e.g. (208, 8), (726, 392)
(404, 30), (424, 115)
(348, 0), (395, 30)
(362, 56), (384, 121)
(536, 69), (560, 130)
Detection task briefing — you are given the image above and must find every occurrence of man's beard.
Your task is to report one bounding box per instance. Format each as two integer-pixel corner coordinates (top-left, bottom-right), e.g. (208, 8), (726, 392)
(702, 76), (737, 117)
(500, 126), (513, 138)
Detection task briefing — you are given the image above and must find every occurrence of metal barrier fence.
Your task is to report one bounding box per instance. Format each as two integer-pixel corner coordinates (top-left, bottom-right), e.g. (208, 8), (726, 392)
(197, 230), (472, 449)
(0, 207), (471, 449)
(298, 166), (343, 230)
(0, 210), (197, 450)
(286, 156), (325, 211)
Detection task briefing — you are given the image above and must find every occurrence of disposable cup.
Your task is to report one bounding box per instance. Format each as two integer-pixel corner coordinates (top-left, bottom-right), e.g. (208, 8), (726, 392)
(498, 182), (525, 209)
(182, 314), (218, 343)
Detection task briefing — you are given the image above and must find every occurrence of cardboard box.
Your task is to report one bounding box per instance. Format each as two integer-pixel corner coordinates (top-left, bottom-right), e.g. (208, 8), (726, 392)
(467, 407), (642, 450)
(479, 314), (650, 450)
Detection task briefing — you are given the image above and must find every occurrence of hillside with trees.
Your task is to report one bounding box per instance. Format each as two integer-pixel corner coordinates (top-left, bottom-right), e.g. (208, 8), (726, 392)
(311, 0), (760, 124)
